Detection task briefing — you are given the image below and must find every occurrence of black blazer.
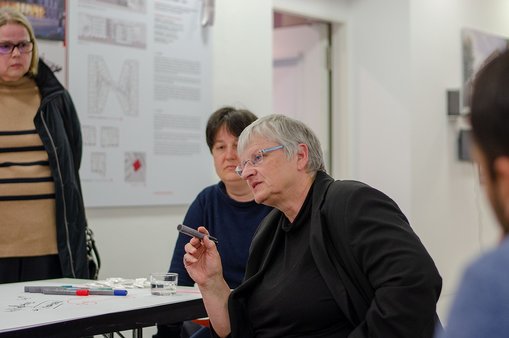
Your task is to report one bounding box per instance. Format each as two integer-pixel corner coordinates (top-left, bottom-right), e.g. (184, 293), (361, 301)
(225, 171), (442, 337)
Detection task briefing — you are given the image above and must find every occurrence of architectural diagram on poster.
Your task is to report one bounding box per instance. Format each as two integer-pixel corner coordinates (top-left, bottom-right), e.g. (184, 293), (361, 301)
(68, 0), (212, 207)
(88, 55), (139, 117)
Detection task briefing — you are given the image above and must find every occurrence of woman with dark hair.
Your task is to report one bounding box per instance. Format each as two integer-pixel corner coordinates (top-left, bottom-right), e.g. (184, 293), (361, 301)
(155, 107), (272, 338)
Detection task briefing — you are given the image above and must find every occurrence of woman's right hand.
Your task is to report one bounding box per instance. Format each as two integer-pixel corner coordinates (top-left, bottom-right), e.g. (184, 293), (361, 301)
(183, 226), (223, 287)
(184, 227), (232, 337)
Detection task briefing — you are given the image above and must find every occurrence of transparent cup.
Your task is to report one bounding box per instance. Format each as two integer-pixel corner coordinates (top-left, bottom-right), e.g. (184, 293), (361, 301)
(150, 272), (178, 296)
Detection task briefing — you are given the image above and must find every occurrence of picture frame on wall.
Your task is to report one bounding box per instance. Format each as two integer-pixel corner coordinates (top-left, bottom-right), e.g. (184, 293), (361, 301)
(0, 0), (66, 41)
(461, 28), (509, 113)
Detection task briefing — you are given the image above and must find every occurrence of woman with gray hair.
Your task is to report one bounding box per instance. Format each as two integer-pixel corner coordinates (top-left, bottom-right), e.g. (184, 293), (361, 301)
(183, 114), (442, 338)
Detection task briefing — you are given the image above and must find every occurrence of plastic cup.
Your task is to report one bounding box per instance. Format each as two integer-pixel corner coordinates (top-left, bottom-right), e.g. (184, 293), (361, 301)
(150, 272), (178, 296)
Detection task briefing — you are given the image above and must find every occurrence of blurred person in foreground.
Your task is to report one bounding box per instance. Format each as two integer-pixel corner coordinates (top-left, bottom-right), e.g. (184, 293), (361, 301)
(0, 8), (89, 282)
(183, 114), (442, 338)
(437, 49), (509, 338)
(155, 107), (272, 338)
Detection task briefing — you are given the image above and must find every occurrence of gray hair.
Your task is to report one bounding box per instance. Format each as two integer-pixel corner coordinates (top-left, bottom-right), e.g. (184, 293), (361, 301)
(238, 114), (326, 173)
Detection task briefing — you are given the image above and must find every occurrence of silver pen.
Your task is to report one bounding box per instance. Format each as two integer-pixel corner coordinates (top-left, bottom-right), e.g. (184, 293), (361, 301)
(177, 224), (218, 244)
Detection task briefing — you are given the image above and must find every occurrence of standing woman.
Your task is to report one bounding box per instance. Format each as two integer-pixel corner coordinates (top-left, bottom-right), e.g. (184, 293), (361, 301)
(0, 8), (89, 282)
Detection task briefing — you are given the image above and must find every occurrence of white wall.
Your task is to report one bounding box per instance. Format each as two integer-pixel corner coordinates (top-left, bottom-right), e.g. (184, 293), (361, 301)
(212, 0), (273, 114)
(87, 0), (509, 328)
(274, 0), (413, 212)
(410, 0), (509, 320)
(348, 0), (412, 214)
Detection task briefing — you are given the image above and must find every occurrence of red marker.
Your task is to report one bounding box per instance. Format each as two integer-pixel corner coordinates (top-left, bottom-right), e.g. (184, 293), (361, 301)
(42, 288), (89, 296)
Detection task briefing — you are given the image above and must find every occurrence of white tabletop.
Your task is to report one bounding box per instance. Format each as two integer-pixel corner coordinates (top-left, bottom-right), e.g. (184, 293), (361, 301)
(0, 278), (203, 335)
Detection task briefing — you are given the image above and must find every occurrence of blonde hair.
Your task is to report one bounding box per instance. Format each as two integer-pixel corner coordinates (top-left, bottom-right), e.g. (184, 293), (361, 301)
(0, 7), (39, 77)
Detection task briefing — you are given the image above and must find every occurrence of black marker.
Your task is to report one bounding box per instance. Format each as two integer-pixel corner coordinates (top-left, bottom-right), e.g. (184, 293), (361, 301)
(177, 224), (218, 244)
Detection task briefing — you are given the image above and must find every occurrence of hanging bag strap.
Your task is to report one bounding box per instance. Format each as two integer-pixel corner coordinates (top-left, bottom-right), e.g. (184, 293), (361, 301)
(86, 227), (101, 280)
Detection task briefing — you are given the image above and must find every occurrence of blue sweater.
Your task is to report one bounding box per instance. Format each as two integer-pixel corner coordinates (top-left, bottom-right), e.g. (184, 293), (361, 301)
(437, 236), (509, 338)
(169, 181), (272, 288)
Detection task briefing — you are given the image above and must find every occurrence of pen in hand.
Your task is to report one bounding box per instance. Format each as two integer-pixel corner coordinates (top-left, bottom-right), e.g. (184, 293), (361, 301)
(177, 224), (218, 244)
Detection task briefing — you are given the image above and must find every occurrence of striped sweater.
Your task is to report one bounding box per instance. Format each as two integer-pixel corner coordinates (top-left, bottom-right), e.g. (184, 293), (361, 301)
(0, 76), (57, 257)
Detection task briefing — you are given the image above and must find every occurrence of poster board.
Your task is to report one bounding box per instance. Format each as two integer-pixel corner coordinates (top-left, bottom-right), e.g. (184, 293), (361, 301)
(67, 0), (213, 207)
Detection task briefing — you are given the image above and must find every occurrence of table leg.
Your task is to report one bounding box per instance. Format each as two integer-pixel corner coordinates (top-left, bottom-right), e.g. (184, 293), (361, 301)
(132, 328), (143, 338)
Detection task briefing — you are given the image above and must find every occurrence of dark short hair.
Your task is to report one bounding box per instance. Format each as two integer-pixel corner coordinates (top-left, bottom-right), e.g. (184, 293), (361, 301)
(206, 107), (258, 152)
(471, 49), (509, 178)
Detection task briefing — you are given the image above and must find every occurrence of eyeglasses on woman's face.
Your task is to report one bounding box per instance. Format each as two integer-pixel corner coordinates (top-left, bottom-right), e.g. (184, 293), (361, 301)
(0, 40), (33, 54)
(235, 145), (284, 177)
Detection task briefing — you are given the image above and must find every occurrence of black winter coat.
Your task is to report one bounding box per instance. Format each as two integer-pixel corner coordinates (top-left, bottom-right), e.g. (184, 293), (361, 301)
(32, 60), (89, 279)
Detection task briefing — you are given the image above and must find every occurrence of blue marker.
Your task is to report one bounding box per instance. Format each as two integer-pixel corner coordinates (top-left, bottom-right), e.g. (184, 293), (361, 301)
(89, 289), (128, 296)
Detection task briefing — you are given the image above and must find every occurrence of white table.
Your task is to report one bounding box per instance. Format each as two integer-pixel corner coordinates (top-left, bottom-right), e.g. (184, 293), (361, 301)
(0, 279), (206, 338)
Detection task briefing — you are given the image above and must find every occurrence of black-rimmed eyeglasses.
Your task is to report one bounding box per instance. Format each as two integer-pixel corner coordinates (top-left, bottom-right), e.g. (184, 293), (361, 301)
(0, 40), (33, 55)
(235, 145), (284, 177)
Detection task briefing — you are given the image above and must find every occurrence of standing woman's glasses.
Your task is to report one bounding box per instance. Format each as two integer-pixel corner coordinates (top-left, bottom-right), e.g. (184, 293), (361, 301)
(0, 40), (33, 54)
